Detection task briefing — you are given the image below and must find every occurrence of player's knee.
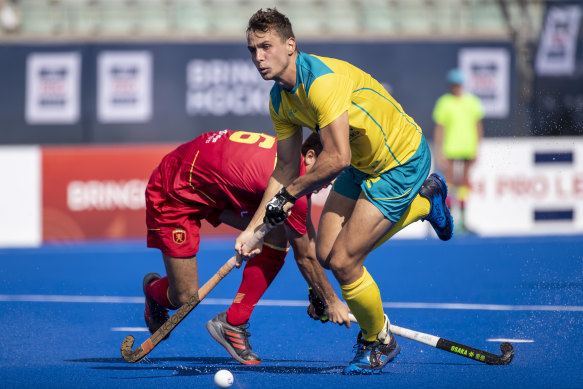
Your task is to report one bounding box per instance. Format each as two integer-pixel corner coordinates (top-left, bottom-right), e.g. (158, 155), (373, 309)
(326, 249), (361, 284)
(328, 258), (351, 283)
(170, 286), (198, 307)
(316, 252), (331, 270)
(316, 244), (332, 270)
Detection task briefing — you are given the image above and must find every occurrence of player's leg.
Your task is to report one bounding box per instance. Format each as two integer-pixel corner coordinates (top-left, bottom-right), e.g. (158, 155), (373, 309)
(442, 157), (457, 212)
(207, 212), (288, 365)
(443, 158), (456, 187)
(317, 169), (384, 339)
(206, 240), (286, 365)
(373, 194), (431, 248)
(221, 211), (288, 323)
(143, 159), (203, 336)
(316, 167), (360, 269)
(375, 136), (451, 245)
(315, 166), (398, 374)
(316, 190), (356, 269)
(326, 194), (400, 374)
(329, 193), (392, 325)
(142, 253), (197, 336)
(336, 138), (433, 374)
(223, 243), (286, 315)
(143, 210), (203, 329)
(374, 175), (453, 247)
(163, 253), (199, 305)
(454, 158), (473, 232)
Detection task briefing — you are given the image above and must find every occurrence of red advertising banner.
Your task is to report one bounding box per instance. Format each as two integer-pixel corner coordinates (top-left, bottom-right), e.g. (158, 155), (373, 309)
(42, 144), (241, 242)
(42, 144), (171, 241)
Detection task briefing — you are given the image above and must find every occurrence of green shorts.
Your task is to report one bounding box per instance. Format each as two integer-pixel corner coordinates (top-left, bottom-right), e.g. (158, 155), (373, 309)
(332, 136), (431, 222)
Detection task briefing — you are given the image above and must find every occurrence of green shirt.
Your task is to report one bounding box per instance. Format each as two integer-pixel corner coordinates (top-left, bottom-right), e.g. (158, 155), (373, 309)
(432, 93), (484, 159)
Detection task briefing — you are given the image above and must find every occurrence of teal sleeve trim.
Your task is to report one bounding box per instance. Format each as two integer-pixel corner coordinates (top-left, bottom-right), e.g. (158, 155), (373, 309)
(270, 84), (282, 114)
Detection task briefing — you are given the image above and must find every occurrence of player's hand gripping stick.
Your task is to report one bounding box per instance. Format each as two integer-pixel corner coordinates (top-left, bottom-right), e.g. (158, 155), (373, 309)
(264, 187), (296, 226)
(121, 224), (271, 363)
(307, 287), (329, 323)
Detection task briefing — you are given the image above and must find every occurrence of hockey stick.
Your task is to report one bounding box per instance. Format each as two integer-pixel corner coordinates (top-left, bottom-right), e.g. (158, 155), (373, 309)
(121, 224), (271, 363)
(347, 313), (513, 365)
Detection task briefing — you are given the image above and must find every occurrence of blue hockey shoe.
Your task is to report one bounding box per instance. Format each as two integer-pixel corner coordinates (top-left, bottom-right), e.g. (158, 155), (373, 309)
(343, 315), (400, 375)
(419, 173), (454, 241)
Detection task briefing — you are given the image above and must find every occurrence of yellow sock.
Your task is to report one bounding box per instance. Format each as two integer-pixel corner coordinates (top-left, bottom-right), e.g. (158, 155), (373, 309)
(373, 194), (430, 249)
(341, 267), (385, 342)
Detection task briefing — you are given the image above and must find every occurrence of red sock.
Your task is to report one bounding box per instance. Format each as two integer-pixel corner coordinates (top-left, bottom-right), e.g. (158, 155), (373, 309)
(145, 276), (177, 310)
(226, 245), (287, 326)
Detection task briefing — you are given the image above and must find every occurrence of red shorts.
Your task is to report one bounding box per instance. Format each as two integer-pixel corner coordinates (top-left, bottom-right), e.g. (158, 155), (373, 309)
(145, 159), (219, 258)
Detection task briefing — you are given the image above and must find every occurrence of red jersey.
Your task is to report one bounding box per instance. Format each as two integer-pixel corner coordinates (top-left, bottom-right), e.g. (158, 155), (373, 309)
(146, 130), (308, 257)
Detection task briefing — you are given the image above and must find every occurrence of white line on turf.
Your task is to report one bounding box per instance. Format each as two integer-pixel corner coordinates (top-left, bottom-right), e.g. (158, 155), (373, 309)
(1, 294), (582, 312)
(111, 327), (149, 332)
(487, 338), (534, 343)
(382, 302), (583, 312)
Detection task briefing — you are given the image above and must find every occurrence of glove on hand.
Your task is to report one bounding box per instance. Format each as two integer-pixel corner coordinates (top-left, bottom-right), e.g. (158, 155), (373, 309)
(264, 187), (296, 226)
(307, 287), (328, 323)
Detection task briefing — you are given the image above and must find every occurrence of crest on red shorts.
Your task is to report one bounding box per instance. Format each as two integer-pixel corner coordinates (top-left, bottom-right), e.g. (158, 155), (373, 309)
(172, 229), (186, 244)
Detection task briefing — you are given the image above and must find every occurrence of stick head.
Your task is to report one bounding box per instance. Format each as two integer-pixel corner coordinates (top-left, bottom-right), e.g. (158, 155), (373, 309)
(120, 335), (144, 363)
(498, 342), (514, 365)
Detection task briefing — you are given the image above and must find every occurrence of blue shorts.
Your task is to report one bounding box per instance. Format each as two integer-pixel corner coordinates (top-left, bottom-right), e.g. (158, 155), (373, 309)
(332, 136), (431, 222)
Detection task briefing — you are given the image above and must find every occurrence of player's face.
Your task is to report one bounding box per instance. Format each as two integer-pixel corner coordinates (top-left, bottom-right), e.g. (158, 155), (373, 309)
(247, 29), (294, 82)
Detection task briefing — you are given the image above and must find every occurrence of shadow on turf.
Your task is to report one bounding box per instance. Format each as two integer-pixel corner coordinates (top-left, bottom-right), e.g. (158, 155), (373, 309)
(66, 357), (477, 377)
(65, 357), (346, 375)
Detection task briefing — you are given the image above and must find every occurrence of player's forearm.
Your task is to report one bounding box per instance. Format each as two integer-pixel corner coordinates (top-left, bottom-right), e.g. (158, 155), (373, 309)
(287, 112), (351, 199)
(246, 175), (284, 231)
(291, 231), (341, 308)
(295, 254), (341, 307)
(247, 153), (301, 230)
(286, 149), (349, 199)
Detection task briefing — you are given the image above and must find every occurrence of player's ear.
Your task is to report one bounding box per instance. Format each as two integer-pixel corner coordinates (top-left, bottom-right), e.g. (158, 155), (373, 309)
(305, 149), (316, 167)
(287, 37), (296, 55)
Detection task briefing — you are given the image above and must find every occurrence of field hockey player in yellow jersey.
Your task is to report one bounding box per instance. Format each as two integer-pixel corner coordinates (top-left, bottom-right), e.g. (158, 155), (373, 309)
(236, 8), (454, 375)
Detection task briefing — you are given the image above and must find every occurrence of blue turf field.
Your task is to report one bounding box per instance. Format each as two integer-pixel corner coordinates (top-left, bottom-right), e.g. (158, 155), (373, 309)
(1, 234), (582, 388)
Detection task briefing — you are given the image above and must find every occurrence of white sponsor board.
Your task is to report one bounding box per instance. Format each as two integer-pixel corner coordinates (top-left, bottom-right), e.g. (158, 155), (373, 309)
(459, 48), (510, 118)
(466, 138), (583, 236)
(0, 146), (41, 247)
(26, 52), (81, 124)
(536, 5), (582, 76)
(97, 51), (152, 123)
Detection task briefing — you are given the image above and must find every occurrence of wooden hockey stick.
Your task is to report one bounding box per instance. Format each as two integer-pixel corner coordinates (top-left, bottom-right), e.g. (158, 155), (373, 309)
(347, 313), (513, 365)
(121, 224), (271, 363)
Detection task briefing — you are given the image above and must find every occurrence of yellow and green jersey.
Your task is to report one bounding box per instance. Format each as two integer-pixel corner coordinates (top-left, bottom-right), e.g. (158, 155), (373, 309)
(269, 51), (423, 176)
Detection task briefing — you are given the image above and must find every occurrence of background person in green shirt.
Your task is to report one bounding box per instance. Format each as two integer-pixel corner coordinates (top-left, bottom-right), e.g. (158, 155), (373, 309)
(432, 69), (484, 233)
